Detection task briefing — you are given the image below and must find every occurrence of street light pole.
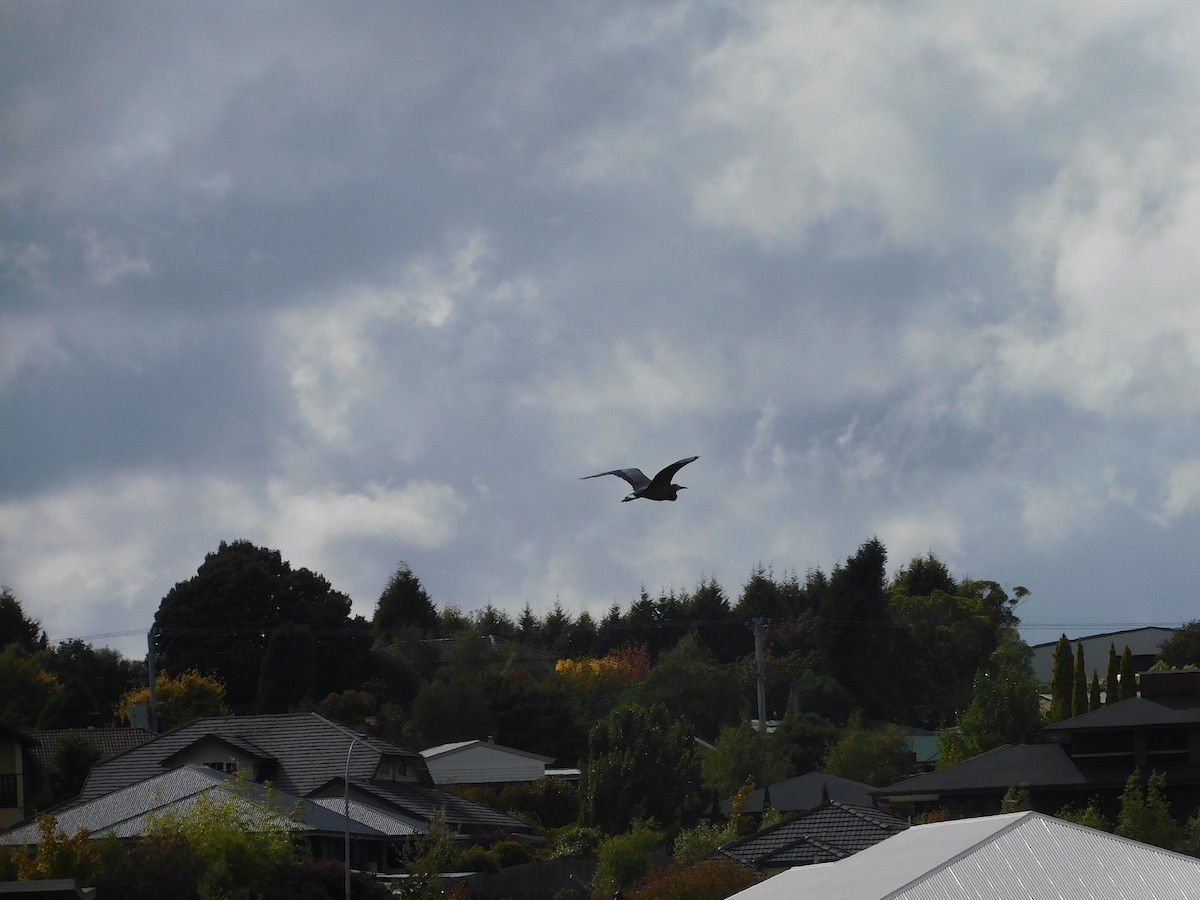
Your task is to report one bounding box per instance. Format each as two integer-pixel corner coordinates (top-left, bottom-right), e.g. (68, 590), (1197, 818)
(345, 734), (363, 900)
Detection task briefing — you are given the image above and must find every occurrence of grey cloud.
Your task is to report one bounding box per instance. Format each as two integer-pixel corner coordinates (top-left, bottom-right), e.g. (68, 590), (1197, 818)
(5, 2), (1200, 657)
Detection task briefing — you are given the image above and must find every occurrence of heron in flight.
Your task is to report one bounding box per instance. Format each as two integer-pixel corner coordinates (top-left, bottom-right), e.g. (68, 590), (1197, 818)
(581, 455), (699, 502)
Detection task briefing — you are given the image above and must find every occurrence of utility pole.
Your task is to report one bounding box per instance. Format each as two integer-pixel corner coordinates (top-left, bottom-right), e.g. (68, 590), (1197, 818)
(753, 618), (767, 734)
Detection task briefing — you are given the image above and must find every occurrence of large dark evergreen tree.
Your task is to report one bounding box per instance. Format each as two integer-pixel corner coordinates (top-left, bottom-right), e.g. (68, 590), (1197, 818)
(622, 633), (744, 740)
(735, 565), (786, 619)
(818, 538), (894, 718)
(1049, 634), (1074, 721)
(889, 554), (1017, 726)
(1158, 621), (1200, 668)
(890, 552), (957, 597)
(1119, 646), (1137, 699)
(373, 564), (438, 637)
(39, 639), (143, 727)
(685, 576), (744, 663)
(1071, 641), (1088, 718)
(153, 540), (361, 713)
(0, 587), (45, 651)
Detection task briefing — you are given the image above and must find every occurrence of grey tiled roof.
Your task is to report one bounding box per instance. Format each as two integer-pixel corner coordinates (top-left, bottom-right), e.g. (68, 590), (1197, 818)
(721, 772), (876, 814)
(76, 712), (528, 832)
(80, 713), (405, 800)
(1043, 694), (1200, 732)
(874, 744), (1086, 797)
(367, 780), (531, 832)
(25, 727), (154, 771)
(720, 802), (908, 868)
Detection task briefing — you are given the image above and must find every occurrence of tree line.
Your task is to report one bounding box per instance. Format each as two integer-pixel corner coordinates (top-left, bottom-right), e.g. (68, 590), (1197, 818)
(10, 539), (1200, 895)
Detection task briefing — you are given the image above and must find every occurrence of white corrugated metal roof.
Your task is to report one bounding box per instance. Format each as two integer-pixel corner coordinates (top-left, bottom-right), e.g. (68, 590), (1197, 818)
(421, 739), (555, 763)
(729, 812), (1200, 900)
(0, 765), (386, 846)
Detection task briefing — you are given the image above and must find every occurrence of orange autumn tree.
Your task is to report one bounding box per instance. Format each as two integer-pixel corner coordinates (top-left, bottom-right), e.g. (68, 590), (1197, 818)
(120, 669), (229, 730)
(555, 644), (651, 722)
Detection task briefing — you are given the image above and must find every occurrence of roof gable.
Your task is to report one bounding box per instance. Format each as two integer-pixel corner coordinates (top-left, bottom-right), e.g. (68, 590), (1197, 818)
(162, 733), (278, 767)
(74, 713), (530, 833)
(723, 772), (876, 814)
(1044, 693), (1200, 733)
(874, 743), (1085, 797)
(0, 765), (385, 847)
(721, 801), (908, 867)
(80, 713), (422, 800)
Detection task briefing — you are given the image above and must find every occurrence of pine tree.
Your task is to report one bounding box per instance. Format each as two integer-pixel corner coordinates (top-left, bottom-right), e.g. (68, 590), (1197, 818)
(1072, 641), (1088, 717)
(373, 563), (438, 636)
(1119, 646), (1137, 700)
(518, 602), (538, 643)
(1050, 634), (1074, 721)
(1089, 670), (1102, 712)
(1106, 642), (1120, 705)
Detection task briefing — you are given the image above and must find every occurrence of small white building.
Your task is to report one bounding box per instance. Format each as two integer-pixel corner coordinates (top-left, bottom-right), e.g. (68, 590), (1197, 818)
(420, 739), (556, 786)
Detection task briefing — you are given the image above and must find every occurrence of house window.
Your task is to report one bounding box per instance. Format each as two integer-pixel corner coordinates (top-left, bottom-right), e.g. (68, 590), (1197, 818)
(0, 774), (18, 808)
(376, 757), (407, 780)
(206, 761), (238, 775)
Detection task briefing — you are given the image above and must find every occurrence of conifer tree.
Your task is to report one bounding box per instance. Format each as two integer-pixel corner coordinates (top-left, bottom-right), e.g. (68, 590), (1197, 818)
(1089, 670), (1102, 712)
(1072, 641), (1088, 717)
(1106, 643), (1120, 705)
(1050, 634), (1073, 721)
(1119, 646), (1137, 700)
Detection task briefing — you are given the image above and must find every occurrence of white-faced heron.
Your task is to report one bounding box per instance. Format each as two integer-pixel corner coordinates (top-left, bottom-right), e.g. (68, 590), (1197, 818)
(581, 455), (699, 502)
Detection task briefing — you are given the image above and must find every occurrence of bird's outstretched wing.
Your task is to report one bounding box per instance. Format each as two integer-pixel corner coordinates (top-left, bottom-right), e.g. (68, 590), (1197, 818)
(580, 467), (652, 491)
(650, 455), (699, 488)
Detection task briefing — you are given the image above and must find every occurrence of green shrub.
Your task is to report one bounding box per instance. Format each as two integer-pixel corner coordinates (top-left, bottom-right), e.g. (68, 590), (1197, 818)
(264, 858), (393, 900)
(594, 820), (665, 895)
(672, 821), (738, 864)
(549, 824), (601, 859)
(458, 845), (501, 874)
(490, 837), (534, 868)
(94, 832), (206, 900)
(498, 778), (582, 827)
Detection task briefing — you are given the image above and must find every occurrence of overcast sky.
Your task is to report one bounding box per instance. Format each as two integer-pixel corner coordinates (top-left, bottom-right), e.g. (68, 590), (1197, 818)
(5, 1), (1200, 661)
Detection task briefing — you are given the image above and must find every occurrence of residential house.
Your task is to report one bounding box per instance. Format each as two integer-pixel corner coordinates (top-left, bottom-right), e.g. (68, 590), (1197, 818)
(875, 668), (1200, 820)
(726, 811), (1200, 899)
(25, 728), (154, 776)
(0, 764), (406, 871)
(0, 725), (35, 830)
(719, 801), (908, 870)
(719, 772), (877, 816)
(421, 739), (556, 786)
(1, 713), (532, 873)
(22, 727), (154, 808)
